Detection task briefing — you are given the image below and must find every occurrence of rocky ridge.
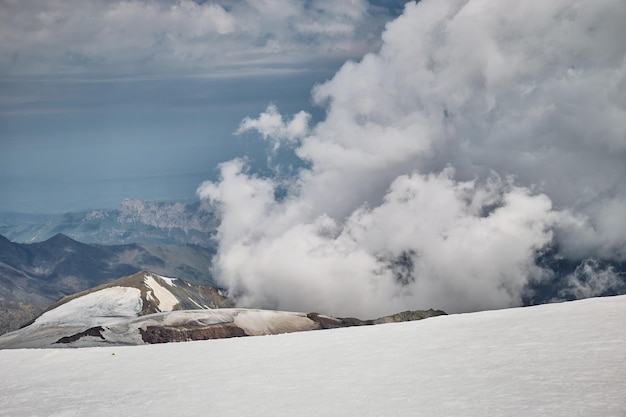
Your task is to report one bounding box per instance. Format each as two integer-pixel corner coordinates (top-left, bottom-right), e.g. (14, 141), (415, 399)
(0, 271), (445, 349)
(0, 234), (217, 335)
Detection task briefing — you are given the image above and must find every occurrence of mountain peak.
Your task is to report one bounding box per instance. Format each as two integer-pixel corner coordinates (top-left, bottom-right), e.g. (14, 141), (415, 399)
(46, 233), (76, 244)
(0, 200), (217, 247)
(46, 271), (232, 317)
(0, 270), (237, 348)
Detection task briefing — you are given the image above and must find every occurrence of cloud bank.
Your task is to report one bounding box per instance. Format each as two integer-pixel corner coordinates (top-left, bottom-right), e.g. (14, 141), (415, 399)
(0, 0), (399, 79)
(198, 0), (626, 317)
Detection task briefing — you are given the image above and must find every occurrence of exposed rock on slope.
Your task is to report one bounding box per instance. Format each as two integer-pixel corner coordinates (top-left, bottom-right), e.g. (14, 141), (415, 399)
(45, 271), (231, 316)
(0, 300), (40, 336)
(374, 309), (447, 324)
(0, 234), (216, 335)
(0, 273), (444, 349)
(306, 309), (446, 329)
(0, 271), (233, 349)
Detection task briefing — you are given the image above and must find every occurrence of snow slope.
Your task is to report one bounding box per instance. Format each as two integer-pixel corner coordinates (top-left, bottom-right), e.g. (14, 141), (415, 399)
(0, 271), (235, 348)
(144, 273), (179, 311)
(1, 296), (625, 416)
(0, 270), (443, 348)
(0, 287), (143, 349)
(34, 287), (142, 327)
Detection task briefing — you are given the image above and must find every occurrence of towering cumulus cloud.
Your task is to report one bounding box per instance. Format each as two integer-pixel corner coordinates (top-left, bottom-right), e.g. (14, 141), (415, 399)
(198, 0), (626, 317)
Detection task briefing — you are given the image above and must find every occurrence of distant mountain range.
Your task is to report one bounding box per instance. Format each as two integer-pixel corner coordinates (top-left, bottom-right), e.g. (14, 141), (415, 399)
(0, 233), (218, 335)
(2, 198), (625, 337)
(0, 199), (218, 247)
(0, 271), (446, 349)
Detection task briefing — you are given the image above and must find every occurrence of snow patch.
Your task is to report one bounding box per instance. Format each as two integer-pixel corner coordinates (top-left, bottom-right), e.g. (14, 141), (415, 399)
(156, 274), (178, 287)
(189, 298), (204, 309)
(144, 274), (179, 311)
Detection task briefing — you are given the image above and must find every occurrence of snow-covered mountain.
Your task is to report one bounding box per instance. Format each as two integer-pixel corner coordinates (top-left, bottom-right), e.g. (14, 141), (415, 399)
(0, 270), (445, 349)
(0, 198), (218, 247)
(0, 271), (234, 349)
(1, 295), (624, 416)
(0, 234), (217, 335)
(46, 270), (232, 314)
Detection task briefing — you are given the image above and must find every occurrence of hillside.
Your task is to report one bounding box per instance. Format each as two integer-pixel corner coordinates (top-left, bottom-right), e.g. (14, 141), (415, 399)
(0, 234), (216, 334)
(0, 270), (444, 349)
(1, 296), (624, 416)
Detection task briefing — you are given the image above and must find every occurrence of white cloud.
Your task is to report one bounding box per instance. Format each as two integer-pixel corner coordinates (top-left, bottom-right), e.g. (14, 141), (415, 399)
(236, 104), (310, 149)
(198, 0), (626, 316)
(202, 163), (561, 317)
(0, 0), (396, 78)
(558, 259), (625, 300)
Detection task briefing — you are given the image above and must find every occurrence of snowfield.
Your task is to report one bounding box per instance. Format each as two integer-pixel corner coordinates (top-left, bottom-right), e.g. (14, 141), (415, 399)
(34, 287), (143, 327)
(1, 296), (625, 416)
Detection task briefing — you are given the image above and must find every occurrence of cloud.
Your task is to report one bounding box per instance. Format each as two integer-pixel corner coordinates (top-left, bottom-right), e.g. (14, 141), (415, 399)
(557, 259), (626, 300)
(198, 0), (626, 316)
(202, 164), (563, 316)
(0, 0), (400, 79)
(236, 104), (310, 149)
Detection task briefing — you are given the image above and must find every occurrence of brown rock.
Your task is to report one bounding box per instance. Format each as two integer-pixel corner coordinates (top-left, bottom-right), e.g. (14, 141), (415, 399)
(139, 324), (246, 344)
(56, 326), (106, 344)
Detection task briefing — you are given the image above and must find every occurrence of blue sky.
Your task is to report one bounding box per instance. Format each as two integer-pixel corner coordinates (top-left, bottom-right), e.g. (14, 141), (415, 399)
(0, 0), (407, 213)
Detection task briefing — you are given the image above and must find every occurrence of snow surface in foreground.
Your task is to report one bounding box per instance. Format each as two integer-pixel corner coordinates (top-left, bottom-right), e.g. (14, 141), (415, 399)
(1, 296), (625, 417)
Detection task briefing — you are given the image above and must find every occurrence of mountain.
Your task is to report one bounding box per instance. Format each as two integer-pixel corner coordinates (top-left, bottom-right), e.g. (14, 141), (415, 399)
(0, 270), (445, 349)
(0, 198), (218, 247)
(3, 200), (625, 308)
(46, 271), (232, 313)
(0, 234), (217, 335)
(0, 271), (235, 349)
(1, 296), (624, 416)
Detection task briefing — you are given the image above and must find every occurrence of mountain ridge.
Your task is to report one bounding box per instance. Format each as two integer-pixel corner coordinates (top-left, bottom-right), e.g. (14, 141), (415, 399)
(0, 234), (217, 335)
(0, 269), (446, 349)
(0, 198), (218, 247)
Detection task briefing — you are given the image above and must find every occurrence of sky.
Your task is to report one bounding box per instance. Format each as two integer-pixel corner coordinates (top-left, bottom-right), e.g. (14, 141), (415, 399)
(0, 0), (407, 213)
(196, 0), (626, 317)
(1, 0), (625, 317)
(1, 295), (625, 416)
